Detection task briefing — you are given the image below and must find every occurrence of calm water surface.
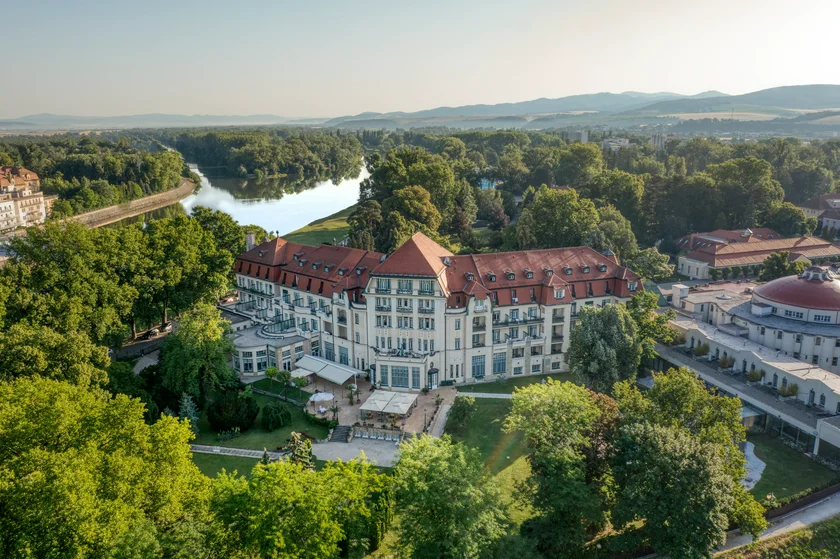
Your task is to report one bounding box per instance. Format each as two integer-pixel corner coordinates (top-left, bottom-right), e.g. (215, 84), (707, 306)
(118, 163), (368, 234)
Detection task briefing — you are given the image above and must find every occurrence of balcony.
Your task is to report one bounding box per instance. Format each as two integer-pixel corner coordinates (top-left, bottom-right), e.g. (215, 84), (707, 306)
(375, 305), (392, 312)
(238, 284), (272, 297)
(493, 315), (542, 326)
(397, 305), (413, 313)
(418, 307), (435, 314)
(397, 287), (413, 294)
(337, 316), (347, 325)
(551, 344), (564, 355)
(551, 333), (564, 342)
(475, 304), (488, 313)
(552, 313), (566, 323)
(375, 288), (392, 294)
(472, 323), (486, 332)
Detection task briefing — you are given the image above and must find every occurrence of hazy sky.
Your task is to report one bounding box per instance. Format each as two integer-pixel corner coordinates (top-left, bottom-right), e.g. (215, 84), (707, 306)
(5, 0), (840, 118)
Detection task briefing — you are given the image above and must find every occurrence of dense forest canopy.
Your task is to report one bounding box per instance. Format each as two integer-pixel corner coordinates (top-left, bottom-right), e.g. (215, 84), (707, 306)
(0, 136), (190, 217)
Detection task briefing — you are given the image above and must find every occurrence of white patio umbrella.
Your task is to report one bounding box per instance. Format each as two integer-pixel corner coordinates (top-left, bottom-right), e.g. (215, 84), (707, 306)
(309, 392), (335, 403)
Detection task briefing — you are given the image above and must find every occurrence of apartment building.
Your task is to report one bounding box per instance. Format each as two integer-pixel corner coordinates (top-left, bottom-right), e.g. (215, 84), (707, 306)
(225, 232), (642, 390)
(0, 167), (47, 231)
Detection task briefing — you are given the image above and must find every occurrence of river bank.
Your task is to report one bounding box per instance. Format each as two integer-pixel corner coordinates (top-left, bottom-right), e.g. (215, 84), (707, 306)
(283, 205), (356, 246)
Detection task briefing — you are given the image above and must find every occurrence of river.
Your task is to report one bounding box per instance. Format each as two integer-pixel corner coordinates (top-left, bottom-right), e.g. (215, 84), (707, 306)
(114, 163), (368, 234)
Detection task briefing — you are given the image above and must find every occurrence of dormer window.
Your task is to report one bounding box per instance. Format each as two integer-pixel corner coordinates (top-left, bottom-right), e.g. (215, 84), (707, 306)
(258, 250), (265, 257)
(628, 281), (638, 292)
(324, 264), (333, 273)
(524, 269), (533, 279)
(581, 265), (590, 273)
(488, 273), (496, 282)
(544, 267), (553, 276)
(338, 268), (345, 276)
(293, 252), (303, 260)
(564, 267), (573, 275)
(506, 272), (515, 280)
(465, 272), (475, 281)
(599, 264), (607, 272)
(554, 288), (565, 299)
(298, 258), (308, 267)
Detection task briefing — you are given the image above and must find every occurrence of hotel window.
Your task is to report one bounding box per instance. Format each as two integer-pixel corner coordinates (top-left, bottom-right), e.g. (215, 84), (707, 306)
(777, 331), (783, 340)
(510, 327), (519, 339)
(376, 279), (391, 292)
(813, 355), (819, 364)
(472, 355), (486, 378)
(817, 337), (822, 346)
(821, 394), (826, 407)
(815, 314), (832, 323)
(551, 361), (561, 370)
(355, 332), (360, 344)
(355, 313), (359, 325)
(392, 366), (409, 388)
(339, 346), (349, 365)
(232, 352), (240, 370)
(419, 280), (434, 294)
(310, 341), (319, 357)
(472, 334), (481, 345)
(398, 279), (412, 293)
(795, 334), (803, 343)
(531, 363), (541, 373)
(510, 309), (520, 321)
(256, 350), (267, 372)
(834, 357), (839, 366)
(325, 343), (335, 361)
(380, 365), (389, 386)
(513, 366), (523, 375)
(554, 288), (565, 299)
(455, 319), (461, 330)
(530, 288), (536, 301)
(493, 352), (506, 374)
(492, 330), (500, 343)
(760, 327), (766, 335)
(785, 309), (804, 320)
(412, 367), (420, 388)
(455, 339), (461, 350)
(295, 345), (304, 360)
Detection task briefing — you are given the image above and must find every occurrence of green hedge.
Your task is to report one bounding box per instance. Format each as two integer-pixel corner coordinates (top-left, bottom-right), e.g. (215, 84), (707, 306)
(305, 412), (338, 431)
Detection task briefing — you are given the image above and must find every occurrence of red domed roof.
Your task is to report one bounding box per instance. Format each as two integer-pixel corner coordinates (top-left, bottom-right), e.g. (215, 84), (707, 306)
(754, 267), (840, 311)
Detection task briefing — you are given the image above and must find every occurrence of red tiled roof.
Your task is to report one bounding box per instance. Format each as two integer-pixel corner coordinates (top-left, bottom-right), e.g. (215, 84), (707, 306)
(373, 232), (453, 278)
(235, 238), (385, 299)
(684, 236), (840, 268)
(799, 194), (840, 211)
(754, 267), (840, 311)
(0, 166), (40, 189)
(676, 228), (781, 250)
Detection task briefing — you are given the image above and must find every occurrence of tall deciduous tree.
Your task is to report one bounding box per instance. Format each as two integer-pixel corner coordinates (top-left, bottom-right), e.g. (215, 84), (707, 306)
(568, 304), (642, 394)
(763, 202), (818, 236)
(518, 186), (599, 249)
(759, 251), (806, 281)
(393, 435), (508, 558)
(613, 422), (734, 559)
(160, 302), (236, 406)
(625, 291), (677, 360)
(190, 205), (246, 259)
(0, 377), (211, 558)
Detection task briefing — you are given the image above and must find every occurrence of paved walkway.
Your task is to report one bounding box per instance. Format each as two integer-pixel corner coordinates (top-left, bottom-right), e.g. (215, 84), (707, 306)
(311, 438), (400, 467)
(429, 403), (451, 437)
(718, 493), (840, 554)
(456, 392), (513, 399)
(133, 350), (159, 374)
(191, 444), (285, 460)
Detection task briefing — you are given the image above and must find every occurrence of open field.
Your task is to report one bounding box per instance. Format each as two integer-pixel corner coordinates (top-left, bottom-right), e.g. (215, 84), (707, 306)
(721, 514), (840, 558)
(284, 205), (355, 246)
(748, 434), (838, 500)
(457, 372), (576, 394)
(192, 393), (328, 451)
(664, 112), (781, 121)
(192, 453), (260, 478)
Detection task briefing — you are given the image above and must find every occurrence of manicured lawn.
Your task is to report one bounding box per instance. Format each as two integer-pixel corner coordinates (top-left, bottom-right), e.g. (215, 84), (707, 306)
(457, 372), (576, 394)
(721, 513), (840, 558)
(192, 453), (259, 478)
(445, 399), (534, 525)
(284, 205), (355, 246)
(251, 378), (312, 404)
(193, 393), (328, 451)
(748, 434), (838, 500)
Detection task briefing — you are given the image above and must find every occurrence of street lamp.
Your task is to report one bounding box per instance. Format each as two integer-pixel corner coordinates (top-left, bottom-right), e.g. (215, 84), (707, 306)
(424, 407), (427, 432)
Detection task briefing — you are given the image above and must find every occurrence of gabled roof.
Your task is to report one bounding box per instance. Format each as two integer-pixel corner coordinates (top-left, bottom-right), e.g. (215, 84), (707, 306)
(372, 232), (453, 278)
(684, 236), (840, 267)
(799, 193), (840, 211)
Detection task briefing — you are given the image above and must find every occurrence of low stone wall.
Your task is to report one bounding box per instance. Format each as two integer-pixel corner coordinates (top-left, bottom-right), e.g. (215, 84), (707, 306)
(70, 178), (195, 228)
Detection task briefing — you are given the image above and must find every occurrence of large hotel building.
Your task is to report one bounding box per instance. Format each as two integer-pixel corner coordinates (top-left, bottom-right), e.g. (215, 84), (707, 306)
(224, 232), (641, 390)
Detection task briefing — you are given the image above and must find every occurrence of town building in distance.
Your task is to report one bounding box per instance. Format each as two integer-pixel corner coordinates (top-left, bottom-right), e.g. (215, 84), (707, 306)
(223, 232), (641, 391)
(677, 228), (840, 280)
(797, 193), (840, 221)
(0, 166), (48, 232)
(661, 267), (840, 458)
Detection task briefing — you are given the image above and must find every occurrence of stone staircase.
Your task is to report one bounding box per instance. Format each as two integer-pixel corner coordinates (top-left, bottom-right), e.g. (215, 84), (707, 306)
(329, 425), (352, 443)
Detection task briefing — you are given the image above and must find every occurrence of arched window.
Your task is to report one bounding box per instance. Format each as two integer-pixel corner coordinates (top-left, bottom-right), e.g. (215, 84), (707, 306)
(809, 390), (816, 405)
(782, 378), (788, 389)
(820, 393), (826, 407)
(773, 373), (778, 387)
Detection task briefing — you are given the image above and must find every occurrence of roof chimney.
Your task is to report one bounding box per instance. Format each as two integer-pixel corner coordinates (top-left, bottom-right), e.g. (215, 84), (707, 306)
(245, 231), (256, 251)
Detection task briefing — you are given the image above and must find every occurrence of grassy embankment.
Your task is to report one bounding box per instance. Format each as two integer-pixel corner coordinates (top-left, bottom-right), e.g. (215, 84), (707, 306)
(284, 205), (356, 246)
(721, 514), (840, 558)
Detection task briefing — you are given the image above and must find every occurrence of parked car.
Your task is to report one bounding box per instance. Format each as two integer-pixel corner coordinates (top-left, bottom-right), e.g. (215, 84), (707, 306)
(140, 328), (160, 340)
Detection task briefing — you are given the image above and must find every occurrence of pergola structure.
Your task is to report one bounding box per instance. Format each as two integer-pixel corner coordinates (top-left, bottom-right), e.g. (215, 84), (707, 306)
(359, 389), (419, 423)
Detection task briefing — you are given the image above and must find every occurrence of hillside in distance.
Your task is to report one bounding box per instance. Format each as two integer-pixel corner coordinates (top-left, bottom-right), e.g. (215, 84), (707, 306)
(628, 84), (840, 116)
(0, 113), (327, 131)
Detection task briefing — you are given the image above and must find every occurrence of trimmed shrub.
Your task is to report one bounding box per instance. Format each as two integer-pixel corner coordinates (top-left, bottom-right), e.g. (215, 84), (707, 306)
(207, 391), (259, 432)
(694, 343), (710, 357)
(261, 400), (293, 431)
(447, 396), (477, 436)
